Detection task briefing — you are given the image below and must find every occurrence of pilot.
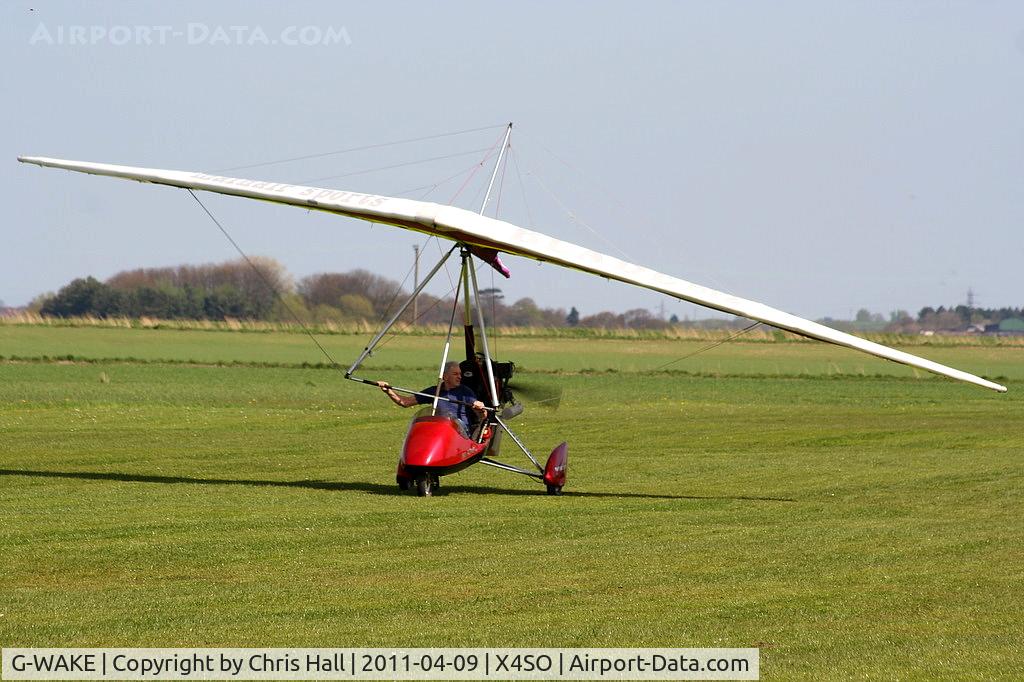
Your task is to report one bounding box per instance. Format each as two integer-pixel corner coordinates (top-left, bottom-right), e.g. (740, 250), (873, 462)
(377, 361), (486, 436)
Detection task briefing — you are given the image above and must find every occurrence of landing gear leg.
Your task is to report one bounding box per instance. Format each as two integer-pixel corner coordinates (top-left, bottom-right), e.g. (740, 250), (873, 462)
(416, 475), (435, 497)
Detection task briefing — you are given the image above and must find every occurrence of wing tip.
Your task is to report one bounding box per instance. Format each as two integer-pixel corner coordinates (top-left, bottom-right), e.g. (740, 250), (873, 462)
(978, 378), (1008, 393)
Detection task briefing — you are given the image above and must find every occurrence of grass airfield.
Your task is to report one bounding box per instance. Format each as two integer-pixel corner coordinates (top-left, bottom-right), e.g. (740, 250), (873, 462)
(1, 325), (1022, 679)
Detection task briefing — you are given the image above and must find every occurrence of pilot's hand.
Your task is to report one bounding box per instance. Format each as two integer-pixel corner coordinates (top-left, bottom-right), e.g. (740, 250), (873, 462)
(472, 400), (486, 413)
(376, 381), (390, 390)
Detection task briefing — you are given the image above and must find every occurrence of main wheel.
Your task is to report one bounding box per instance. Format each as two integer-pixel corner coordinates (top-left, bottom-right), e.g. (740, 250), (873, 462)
(397, 476), (410, 491)
(416, 475), (435, 497)
(546, 484), (563, 496)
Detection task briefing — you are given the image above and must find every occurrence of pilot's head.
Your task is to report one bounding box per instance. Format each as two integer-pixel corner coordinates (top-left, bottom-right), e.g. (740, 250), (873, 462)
(442, 361), (462, 390)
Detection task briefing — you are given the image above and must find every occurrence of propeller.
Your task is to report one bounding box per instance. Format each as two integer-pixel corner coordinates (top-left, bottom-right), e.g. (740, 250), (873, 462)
(508, 379), (563, 411)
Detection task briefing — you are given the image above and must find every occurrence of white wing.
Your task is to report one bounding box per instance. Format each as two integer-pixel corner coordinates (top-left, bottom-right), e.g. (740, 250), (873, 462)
(18, 155), (1007, 392)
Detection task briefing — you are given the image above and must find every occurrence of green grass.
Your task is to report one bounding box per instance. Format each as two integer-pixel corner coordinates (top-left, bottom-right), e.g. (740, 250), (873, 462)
(1, 324), (1021, 381)
(1, 326), (1022, 679)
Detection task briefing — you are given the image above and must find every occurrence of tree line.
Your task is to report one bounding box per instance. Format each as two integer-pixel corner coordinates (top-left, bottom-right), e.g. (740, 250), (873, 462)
(37, 259), (287, 321)
(914, 305), (1023, 330)
(37, 258), (1014, 332)
(31, 258), (693, 330)
(824, 305), (1024, 334)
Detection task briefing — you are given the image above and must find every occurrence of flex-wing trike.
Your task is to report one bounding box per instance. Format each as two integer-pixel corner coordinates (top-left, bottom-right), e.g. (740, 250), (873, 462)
(18, 124), (1007, 498)
(346, 244), (568, 497)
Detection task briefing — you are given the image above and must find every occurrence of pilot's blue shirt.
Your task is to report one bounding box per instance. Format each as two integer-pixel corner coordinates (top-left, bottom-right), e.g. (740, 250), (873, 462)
(416, 384), (478, 433)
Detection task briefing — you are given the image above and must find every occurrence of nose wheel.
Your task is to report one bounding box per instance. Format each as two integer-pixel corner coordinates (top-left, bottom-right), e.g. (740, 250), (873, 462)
(414, 474), (440, 497)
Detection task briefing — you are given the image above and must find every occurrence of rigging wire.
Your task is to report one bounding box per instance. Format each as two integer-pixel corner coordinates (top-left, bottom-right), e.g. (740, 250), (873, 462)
(525, 167), (634, 262)
(364, 133), (511, 358)
(646, 321), (762, 372)
(436, 227), (459, 299)
(214, 124), (505, 173)
(359, 133), (509, 338)
(510, 148), (536, 230)
(488, 145), (514, 356)
(493, 140), (512, 218)
(364, 236), (462, 358)
(447, 128), (507, 205)
(187, 186), (471, 373)
(296, 148), (489, 186)
(298, 136), (506, 360)
(516, 130), (735, 300)
(521, 320), (765, 410)
(515, 131), (636, 260)
(198, 125), (752, 375)
(391, 160), (487, 200)
(488, 129), (506, 341)
(466, 179), (489, 215)
(368, 237), (430, 331)
(359, 131), (510, 361)
(185, 189), (348, 376)
(516, 130), (618, 199)
(363, 252), (493, 359)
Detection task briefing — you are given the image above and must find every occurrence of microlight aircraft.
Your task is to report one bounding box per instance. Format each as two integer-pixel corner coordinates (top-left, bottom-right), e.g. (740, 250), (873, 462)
(18, 125), (1007, 496)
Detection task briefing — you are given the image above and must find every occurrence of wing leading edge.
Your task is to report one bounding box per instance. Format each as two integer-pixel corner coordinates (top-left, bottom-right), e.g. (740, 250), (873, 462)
(18, 155), (1006, 392)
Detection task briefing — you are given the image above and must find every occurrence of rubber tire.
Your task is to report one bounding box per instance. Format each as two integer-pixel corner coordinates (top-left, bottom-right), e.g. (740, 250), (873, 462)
(397, 477), (410, 491)
(546, 484), (563, 496)
(416, 475), (434, 497)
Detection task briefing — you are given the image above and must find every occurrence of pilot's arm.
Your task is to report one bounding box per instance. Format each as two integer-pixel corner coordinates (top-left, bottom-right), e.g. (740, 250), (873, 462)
(377, 381), (418, 408)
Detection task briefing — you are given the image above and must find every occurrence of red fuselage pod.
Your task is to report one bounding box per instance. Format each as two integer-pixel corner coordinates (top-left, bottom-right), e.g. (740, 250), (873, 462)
(544, 442), (569, 488)
(400, 415), (491, 475)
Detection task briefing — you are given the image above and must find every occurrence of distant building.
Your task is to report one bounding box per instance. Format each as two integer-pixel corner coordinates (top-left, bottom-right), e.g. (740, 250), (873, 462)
(977, 318), (1024, 336)
(998, 318), (1024, 335)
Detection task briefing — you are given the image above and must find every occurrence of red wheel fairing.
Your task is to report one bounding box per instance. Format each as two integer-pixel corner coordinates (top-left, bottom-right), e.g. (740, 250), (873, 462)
(543, 442), (568, 488)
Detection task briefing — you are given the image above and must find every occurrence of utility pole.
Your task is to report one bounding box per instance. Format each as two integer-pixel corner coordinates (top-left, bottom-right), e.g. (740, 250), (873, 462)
(412, 245), (420, 324)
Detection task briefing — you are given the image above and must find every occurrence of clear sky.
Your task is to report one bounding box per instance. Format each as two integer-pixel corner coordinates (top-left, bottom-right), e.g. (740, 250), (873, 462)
(3, 1), (1022, 320)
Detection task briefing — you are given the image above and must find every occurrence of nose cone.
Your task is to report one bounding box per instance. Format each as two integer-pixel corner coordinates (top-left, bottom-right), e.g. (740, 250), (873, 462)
(402, 417), (473, 468)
